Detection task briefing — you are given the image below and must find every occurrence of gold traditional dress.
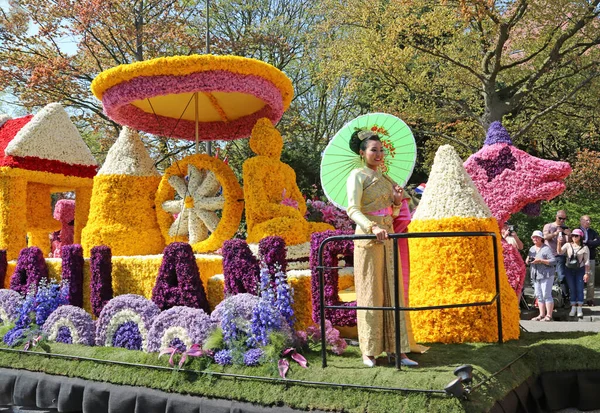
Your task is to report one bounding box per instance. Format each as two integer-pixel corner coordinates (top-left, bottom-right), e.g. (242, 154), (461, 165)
(347, 166), (426, 357)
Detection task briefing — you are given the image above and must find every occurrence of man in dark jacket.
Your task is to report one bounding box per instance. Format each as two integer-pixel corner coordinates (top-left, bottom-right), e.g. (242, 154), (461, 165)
(580, 215), (600, 306)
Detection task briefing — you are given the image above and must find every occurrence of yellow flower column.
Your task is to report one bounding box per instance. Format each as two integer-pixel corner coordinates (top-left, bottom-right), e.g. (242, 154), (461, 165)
(26, 182), (60, 256)
(0, 175), (27, 260)
(81, 127), (165, 256)
(243, 118), (333, 245)
(74, 186), (92, 245)
(408, 145), (520, 343)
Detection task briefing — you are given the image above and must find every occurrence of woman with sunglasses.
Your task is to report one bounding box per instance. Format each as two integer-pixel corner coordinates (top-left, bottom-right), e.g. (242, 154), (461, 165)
(558, 228), (590, 318)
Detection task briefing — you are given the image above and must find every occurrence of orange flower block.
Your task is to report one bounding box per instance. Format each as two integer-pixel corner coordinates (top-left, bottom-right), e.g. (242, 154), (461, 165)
(408, 145), (519, 343)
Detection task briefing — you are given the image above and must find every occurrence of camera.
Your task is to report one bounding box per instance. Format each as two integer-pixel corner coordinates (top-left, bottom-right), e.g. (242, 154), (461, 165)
(560, 225), (569, 230)
(508, 225), (516, 233)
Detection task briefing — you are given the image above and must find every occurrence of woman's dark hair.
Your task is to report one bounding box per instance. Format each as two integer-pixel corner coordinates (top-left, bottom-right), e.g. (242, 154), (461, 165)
(349, 130), (381, 154)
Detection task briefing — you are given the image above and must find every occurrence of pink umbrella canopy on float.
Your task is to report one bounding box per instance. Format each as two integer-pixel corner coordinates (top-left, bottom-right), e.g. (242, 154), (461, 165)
(91, 55), (294, 141)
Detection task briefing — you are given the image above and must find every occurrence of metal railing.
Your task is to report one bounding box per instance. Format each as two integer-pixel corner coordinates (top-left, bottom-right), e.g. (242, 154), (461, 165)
(316, 231), (503, 369)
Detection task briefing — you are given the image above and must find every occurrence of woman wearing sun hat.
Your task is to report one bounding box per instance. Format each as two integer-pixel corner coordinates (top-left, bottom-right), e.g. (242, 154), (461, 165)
(558, 228), (590, 318)
(526, 230), (557, 321)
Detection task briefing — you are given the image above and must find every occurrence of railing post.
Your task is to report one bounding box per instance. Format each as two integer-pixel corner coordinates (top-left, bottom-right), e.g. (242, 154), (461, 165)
(318, 239), (328, 368)
(393, 237), (401, 370)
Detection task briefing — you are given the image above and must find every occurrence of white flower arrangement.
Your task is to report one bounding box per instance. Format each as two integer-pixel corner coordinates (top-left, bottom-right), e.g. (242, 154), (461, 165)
(98, 127), (159, 176)
(248, 241), (310, 261)
(0, 114), (11, 128)
(413, 145), (492, 220)
(159, 326), (193, 352)
(47, 318), (80, 343)
(5, 103), (97, 166)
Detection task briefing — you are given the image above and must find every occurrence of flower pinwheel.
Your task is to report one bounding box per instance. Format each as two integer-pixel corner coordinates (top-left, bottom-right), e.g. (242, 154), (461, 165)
(161, 163), (223, 244)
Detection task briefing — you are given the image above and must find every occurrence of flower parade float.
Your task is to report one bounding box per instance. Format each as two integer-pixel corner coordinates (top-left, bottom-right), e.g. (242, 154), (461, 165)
(464, 122), (571, 297)
(0, 103), (96, 260)
(408, 144), (520, 343)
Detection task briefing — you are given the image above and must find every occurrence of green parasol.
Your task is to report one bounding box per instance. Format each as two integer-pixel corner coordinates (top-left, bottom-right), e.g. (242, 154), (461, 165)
(320, 113), (417, 209)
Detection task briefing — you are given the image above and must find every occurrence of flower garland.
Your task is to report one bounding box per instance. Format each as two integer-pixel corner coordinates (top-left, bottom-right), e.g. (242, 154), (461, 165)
(42, 305), (95, 345)
(222, 239), (260, 296)
(91, 55), (293, 142)
(0, 289), (22, 323)
(61, 244), (84, 308)
(243, 119), (333, 245)
(409, 145), (520, 343)
(90, 246), (113, 317)
(309, 230), (357, 327)
(152, 242), (210, 313)
(10, 247), (49, 296)
(95, 294), (160, 351)
(146, 306), (215, 353)
(155, 154), (243, 253)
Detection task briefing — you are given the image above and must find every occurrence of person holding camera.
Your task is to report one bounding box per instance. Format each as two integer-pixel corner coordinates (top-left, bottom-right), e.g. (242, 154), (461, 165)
(527, 231), (556, 321)
(579, 215), (600, 306)
(558, 228), (590, 318)
(502, 222), (523, 250)
(543, 210), (571, 302)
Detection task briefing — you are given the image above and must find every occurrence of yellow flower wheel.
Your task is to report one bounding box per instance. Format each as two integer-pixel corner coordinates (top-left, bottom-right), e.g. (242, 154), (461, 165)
(155, 154), (243, 253)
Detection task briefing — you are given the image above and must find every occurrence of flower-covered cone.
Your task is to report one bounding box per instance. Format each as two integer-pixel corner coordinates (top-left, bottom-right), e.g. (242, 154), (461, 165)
(409, 145), (519, 343)
(81, 127), (164, 256)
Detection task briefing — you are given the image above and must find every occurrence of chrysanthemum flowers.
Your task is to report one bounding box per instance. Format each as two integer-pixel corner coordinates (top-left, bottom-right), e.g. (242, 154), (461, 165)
(408, 145), (519, 343)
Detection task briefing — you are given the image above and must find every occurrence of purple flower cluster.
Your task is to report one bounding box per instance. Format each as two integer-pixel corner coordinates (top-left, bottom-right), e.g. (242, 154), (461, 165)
(222, 239), (259, 295)
(243, 348), (264, 366)
(211, 293), (259, 325)
(298, 320), (347, 355)
(56, 326), (72, 344)
(475, 145), (516, 182)
(249, 267), (282, 347)
(152, 243), (210, 313)
(61, 245), (84, 308)
(112, 321), (142, 350)
(306, 199), (354, 232)
(169, 337), (186, 353)
(484, 121), (513, 146)
(275, 270), (294, 328)
(214, 349), (233, 365)
(259, 236), (287, 279)
(10, 247), (49, 296)
(0, 289), (23, 323)
(309, 230), (357, 327)
(95, 294), (160, 348)
(42, 305), (95, 346)
(146, 306), (215, 353)
(90, 246), (113, 318)
(3, 279), (68, 347)
(0, 250), (7, 288)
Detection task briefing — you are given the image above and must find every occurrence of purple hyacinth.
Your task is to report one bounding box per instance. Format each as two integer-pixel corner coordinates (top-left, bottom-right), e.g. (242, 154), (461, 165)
(258, 236), (287, 280)
(0, 289), (23, 324)
(90, 246), (113, 318)
(275, 270), (294, 328)
(152, 243), (210, 313)
(169, 337), (187, 353)
(484, 121), (513, 146)
(56, 326), (73, 344)
(3, 327), (26, 346)
(222, 239), (260, 295)
(475, 145), (517, 182)
(249, 267), (282, 347)
(10, 247), (49, 296)
(146, 306), (214, 353)
(112, 321), (143, 350)
(60, 245), (84, 308)
(243, 348), (264, 366)
(95, 294), (160, 350)
(211, 293), (259, 325)
(214, 349), (233, 365)
(32, 279), (69, 326)
(309, 230), (357, 327)
(42, 305), (95, 346)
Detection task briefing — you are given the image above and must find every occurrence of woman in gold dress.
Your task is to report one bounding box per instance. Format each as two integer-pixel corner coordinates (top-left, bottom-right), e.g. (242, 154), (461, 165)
(346, 130), (424, 367)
